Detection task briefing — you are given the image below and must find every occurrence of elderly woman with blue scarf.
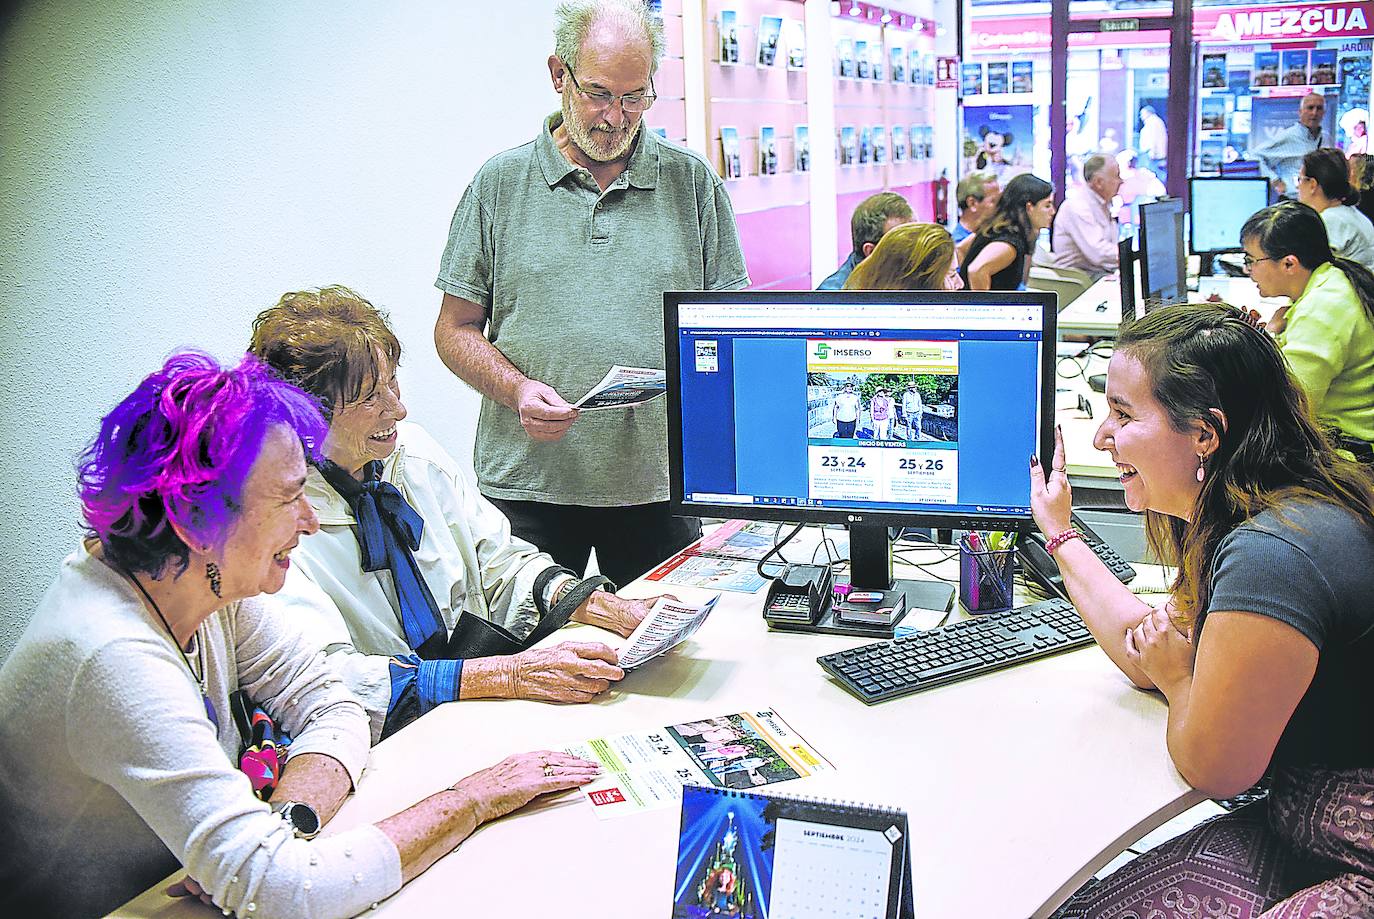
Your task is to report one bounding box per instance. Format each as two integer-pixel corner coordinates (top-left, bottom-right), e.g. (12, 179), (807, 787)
(251, 287), (661, 741)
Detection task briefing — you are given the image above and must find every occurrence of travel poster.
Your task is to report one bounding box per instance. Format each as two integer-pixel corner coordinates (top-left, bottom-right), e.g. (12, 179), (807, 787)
(962, 104), (1033, 180)
(1253, 52), (1279, 87)
(1202, 53), (1227, 88)
(1310, 49), (1336, 85)
(1282, 49), (1309, 86)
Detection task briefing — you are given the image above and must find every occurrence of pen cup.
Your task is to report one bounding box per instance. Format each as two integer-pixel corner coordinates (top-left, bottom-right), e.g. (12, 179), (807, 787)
(958, 545), (1016, 615)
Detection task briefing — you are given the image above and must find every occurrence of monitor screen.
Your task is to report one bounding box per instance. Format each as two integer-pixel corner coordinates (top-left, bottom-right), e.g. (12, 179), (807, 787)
(1118, 235), (1138, 321)
(665, 291), (1055, 535)
(1190, 177), (1270, 255)
(1138, 197), (1187, 307)
(1219, 159), (1262, 179)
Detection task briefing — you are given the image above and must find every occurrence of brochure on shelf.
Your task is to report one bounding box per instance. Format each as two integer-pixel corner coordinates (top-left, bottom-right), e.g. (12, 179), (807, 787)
(721, 126), (742, 180)
(719, 10), (740, 65)
(784, 19), (805, 70)
(794, 125), (810, 172)
(757, 15), (782, 67)
(759, 125), (778, 176)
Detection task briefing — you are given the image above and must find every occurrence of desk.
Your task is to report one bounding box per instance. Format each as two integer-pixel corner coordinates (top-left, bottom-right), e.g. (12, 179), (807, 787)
(117, 552), (1199, 919)
(1057, 274), (1286, 339)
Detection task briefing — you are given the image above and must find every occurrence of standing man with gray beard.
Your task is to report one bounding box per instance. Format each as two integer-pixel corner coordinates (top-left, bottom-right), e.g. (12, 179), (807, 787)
(434, 0), (749, 587)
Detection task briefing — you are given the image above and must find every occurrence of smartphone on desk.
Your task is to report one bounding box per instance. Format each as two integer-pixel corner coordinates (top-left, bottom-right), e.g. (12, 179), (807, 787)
(1020, 513), (1138, 599)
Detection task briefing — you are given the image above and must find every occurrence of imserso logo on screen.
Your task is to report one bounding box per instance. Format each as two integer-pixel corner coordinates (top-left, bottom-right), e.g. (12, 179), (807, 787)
(813, 342), (872, 360)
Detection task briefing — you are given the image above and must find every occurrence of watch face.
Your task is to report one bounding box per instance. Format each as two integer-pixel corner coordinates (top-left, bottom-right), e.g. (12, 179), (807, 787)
(284, 802), (321, 837)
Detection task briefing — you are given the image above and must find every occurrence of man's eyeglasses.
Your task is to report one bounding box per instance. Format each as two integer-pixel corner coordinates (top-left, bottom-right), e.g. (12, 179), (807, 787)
(562, 60), (656, 113)
(1242, 254), (1275, 270)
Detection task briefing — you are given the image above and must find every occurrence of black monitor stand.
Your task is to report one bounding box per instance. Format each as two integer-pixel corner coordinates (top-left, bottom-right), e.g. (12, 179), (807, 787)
(848, 523), (956, 613)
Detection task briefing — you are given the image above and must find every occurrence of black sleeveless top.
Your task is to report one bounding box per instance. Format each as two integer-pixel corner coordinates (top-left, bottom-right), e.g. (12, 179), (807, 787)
(961, 228), (1029, 291)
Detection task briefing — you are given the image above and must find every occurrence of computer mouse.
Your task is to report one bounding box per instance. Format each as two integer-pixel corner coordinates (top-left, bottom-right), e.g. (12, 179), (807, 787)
(1088, 373), (1107, 393)
(1095, 301), (1109, 313)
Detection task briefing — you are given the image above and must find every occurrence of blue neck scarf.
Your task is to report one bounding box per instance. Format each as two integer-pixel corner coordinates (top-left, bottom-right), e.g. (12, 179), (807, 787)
(317, 459), (447, 657)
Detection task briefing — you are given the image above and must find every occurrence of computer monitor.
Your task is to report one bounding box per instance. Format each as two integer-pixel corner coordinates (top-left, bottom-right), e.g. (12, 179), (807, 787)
(1189, 176), (1271, 275)
(1219, 159), (1263, 178)
(1138, 197), (1187, 308)
(665, 290), (1056, 608)
(1118, 235), (1139, 322)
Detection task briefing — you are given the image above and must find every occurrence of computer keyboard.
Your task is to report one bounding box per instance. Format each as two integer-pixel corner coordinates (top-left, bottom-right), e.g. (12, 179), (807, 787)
(817, 598), (1094, 704)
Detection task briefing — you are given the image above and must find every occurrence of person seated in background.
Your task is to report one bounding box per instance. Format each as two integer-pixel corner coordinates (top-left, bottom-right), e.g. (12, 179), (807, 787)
(817, 191), (912, 290)
(250, 287), (661, 742)
(961, 173), (1057, 291)
(1113, 149), (1166, 227)
(1351, 153), (1374, 227)
(0, 352), (600, 917)
(1242, 201), (1374, 463)
(1034, 304), (1374, 917)
(1296, 147), (1374, 269)
(844, 222), (964, 292)
(951, 171), (1000, 245)
(1048, 153), (1122, 279)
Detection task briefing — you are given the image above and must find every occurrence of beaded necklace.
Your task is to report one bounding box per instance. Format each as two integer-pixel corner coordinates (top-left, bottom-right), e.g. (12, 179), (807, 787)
(117, 560), (219, 730)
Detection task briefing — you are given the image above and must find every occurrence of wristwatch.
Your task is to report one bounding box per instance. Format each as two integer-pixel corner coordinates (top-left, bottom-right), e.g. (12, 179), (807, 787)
(271, 800), (321, 840)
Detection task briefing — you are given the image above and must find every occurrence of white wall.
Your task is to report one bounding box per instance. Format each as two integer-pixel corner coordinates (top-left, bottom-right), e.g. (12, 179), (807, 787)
(0, 2), (564, 661)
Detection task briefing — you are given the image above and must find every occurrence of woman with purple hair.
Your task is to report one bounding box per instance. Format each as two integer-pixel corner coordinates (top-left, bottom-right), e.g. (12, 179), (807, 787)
(0, 352), (599, 917)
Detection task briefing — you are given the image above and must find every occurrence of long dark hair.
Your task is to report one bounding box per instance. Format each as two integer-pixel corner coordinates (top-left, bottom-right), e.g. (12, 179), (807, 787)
(1116, 303), (1374, 626)
(1241, 199), (1374, 323)
(1302, 147), (1358, 205)
(979, 173), (1054, 248)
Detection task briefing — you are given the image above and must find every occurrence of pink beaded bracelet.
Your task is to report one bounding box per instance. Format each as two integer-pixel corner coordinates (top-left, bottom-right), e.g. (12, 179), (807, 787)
(1044, 529), (1084, 555)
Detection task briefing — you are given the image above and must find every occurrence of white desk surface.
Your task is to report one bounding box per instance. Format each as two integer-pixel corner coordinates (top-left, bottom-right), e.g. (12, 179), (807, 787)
(1057, 274), (1285, 339)
(117, 550), (1199, 919)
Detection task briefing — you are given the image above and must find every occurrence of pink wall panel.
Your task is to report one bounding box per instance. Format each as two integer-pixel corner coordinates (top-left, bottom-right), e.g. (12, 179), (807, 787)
(655, 63), (686, 101)
(892, 182), (937, 223)
(735, 203), (812, 290)
(647, 102), (687, 143)
(662, 11), (684, 58)
(724, 170), (808, 214)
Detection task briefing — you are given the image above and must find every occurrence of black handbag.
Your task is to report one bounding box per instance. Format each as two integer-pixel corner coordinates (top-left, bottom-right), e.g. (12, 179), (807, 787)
(441, 573), (616, 659)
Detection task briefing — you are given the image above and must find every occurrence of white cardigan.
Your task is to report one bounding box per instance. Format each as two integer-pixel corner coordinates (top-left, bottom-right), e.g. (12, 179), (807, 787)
(0, 545), (401, 918)
(277, 421), (563, 740)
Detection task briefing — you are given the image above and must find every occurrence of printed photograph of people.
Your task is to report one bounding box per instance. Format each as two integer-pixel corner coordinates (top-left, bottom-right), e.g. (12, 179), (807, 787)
(668, 715), (802, 789)
(808, 374), (958, 443)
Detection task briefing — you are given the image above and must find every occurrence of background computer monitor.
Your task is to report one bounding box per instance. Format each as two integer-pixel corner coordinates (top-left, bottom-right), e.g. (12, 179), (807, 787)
(1118, 235), (1138, 321)
(1219, 159), (1263, 179)
(1189, 176), (1271, 274)
(665, 290), (1056, 603)
(1138, 197), (1187, 308)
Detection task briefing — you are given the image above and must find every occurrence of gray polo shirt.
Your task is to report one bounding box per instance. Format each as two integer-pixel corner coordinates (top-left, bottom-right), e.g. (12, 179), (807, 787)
(436, 113), (749, 506)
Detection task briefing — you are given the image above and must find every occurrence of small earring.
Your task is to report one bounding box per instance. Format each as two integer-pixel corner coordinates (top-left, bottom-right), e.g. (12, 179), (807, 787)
(206, 562), (223, 598)
(1196, 453), (1206, 483)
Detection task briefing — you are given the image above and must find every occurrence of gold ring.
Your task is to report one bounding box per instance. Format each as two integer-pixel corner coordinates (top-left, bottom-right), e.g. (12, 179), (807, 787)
(1053, 465), (1066, 473)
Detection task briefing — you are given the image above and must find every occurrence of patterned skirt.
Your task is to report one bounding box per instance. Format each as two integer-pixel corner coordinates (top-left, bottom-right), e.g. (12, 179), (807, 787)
(1056, 765), (1374, 918)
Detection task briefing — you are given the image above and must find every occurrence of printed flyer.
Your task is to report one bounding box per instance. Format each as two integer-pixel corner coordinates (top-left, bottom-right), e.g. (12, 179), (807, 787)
(567, 709), (833, 819)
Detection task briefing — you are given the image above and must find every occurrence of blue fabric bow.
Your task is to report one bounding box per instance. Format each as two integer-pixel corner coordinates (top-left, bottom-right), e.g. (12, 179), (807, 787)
(318, 459), (446, 654)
